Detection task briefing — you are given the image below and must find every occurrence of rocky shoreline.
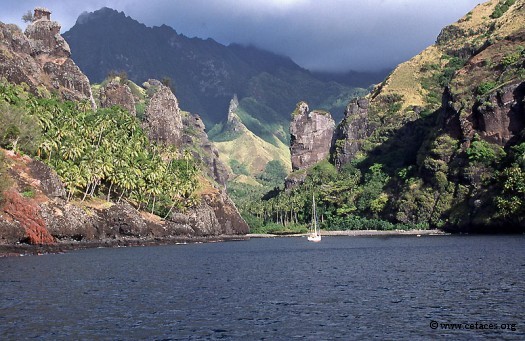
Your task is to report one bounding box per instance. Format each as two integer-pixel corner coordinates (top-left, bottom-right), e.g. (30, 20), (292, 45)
(0, 234), (249, 257)
(1, 230), (449, 257)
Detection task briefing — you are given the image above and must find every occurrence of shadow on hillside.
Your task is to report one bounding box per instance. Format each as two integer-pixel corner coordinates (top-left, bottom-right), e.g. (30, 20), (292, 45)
(356, 109), (443, 176)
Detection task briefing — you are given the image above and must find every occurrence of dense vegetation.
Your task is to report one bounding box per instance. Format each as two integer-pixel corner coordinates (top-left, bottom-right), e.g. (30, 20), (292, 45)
(237, 113), (525, 233)
(0, 81), (198, 217)
(229, 1), (525, 233)
(0, 152), (10, 202)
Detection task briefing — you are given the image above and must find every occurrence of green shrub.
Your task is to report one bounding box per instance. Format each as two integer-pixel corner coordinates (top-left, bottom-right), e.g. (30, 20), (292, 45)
(491, 0), (516, 19)
(21, 188), (35, 198)
(477, 81), (497, 95)
(467, 139), (505, 163)
(495, 164), (525, 217)
(229, 159), (250, 176)
(0, 102), (42, 154)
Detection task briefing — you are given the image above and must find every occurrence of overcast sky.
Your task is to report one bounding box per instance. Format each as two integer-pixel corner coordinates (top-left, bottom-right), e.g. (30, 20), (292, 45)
(2, 0), (482, 72)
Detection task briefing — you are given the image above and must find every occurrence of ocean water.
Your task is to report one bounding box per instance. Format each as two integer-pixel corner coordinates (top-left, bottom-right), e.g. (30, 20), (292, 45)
(1, 235), (524, 340)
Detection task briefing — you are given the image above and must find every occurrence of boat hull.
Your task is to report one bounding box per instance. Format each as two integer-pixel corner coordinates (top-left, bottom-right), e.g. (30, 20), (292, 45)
(307, 235), (322, 242)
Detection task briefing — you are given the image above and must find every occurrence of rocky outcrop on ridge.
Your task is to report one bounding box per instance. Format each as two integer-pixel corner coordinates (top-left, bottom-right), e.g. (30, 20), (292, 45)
(142, 79), (184, 146)
(98, 79), (136, 115)
(289, 102), (335, 171)
(181, 113), (230, 187)
(96, 76), (230, 187)
(225, 94), (244, 133)
(0, 8), (94, 106)
(468, 81), (525, 146)
(331, 98), (371, 168)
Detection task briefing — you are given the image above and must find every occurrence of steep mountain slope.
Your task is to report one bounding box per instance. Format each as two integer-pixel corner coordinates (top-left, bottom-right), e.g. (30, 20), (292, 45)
(333, 0), (525, 230)
(246, 0), (525, 233)
(0, 9), (248, 249)
(212, 96), (291, 185)
(63, 7), (367, 133)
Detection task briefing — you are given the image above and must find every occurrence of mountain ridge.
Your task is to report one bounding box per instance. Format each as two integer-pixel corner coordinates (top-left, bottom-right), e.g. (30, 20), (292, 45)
(63, 7), (368, 129)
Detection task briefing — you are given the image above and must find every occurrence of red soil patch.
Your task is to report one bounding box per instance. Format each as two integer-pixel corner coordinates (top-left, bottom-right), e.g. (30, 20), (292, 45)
(2, 189), (54, 244)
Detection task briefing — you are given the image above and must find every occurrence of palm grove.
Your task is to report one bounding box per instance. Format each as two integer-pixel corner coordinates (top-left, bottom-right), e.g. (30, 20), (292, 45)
(0, 81), (199, 217)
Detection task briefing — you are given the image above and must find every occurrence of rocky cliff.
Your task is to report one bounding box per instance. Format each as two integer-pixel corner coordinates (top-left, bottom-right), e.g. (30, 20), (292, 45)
(180, 112), (230, 187)
(331, 98), (371, 168)
(267, 0), (524, 233)
(325, 0), (525, 231)
(0, 8), (94, 106)
(289, 102), (335, 171)
(142, 79), (184, 146)
(0, 8), (248, 252)
(445, 28), (525, 148)
(0, 149), (247, 248)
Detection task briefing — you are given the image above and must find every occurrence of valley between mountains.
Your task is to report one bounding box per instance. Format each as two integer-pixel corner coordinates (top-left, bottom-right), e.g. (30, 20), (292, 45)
(1, 0), (524, 253)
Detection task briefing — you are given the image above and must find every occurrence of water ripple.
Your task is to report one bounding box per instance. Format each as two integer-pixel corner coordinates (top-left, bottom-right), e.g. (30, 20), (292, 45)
(0, 235), (524, 340)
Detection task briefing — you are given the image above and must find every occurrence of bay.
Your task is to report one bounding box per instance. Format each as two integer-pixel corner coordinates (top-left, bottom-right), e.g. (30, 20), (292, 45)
(1, 235), (524, 340)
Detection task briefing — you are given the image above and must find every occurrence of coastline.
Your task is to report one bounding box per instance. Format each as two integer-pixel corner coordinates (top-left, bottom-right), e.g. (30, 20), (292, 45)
(247, 229), (448, 238)
(0, 229), (448, 257)
(0, 235), (248, 257)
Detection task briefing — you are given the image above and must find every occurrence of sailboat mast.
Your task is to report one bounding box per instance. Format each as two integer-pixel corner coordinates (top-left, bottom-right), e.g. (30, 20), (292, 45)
(312, 194), (317, 233)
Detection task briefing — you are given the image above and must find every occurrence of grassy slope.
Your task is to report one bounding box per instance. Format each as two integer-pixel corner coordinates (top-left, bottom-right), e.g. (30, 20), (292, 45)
(372, 0), (523, 111)
(214, 122), (291, 181)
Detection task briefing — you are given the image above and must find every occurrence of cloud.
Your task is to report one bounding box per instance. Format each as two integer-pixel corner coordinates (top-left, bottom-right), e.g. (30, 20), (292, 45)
(1, 0), (481, 71)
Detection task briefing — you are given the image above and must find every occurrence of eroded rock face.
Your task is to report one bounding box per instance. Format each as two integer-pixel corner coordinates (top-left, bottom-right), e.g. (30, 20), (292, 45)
(28, 159), (66, 198)
(289, 102), (335, 171)
(0, 9), (95, 106)
(105, 202), (148, 237)
(143, 79), (183, 145)
(40, 202), (100, 241)
(98, 79), (136, 115)
(0, 219), (25, 244)
(226, 94), (244, 133)
(2, 190), (54, 245)
(0, 23), (45, 91)
(187, 189), (249, 236)
(474, 82), (525, 145)
(445, 81), (525, 148)
(181, 113), (229, 186)
(0, 150), (247, 245)
(331, 98), (371, 168)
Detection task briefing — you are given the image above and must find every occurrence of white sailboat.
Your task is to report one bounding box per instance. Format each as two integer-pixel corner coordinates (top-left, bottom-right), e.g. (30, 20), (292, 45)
(307, 194), (321, 242)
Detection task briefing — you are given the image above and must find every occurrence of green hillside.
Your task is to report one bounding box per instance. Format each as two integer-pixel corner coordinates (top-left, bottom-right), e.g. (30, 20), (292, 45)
(242, 0), (525, 233)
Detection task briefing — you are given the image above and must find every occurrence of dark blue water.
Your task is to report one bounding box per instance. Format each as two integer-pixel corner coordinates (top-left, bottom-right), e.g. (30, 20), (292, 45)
(1, 235), (524, 340)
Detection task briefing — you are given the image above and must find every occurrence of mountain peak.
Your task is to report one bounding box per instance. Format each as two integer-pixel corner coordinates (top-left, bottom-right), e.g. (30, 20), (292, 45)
(74, 7), (140, 27)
